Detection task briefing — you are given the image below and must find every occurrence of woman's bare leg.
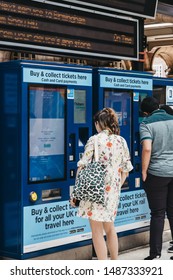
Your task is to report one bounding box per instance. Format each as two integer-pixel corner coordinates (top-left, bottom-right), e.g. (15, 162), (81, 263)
(89, 219), (108, 260)
(103, 222), (118, 260)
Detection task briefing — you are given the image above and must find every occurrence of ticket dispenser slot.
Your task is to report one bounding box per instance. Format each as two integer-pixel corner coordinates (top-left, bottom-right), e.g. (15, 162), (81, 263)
(69, 133), (75, 162)
(42, 188), (61, 201)
(68, 132), (76, 179)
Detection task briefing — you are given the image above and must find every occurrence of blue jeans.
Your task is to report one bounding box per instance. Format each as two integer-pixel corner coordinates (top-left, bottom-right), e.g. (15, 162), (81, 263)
(143, 173), (173, 256)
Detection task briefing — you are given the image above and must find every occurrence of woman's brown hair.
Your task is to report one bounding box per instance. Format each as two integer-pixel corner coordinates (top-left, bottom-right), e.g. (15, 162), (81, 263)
(93, 107), (120, 135)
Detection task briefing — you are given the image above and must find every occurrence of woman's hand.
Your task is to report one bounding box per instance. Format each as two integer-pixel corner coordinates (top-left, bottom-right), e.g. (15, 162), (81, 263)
(76, 165), (84, 177)
(121, 171), (128, 186)
(69, 198), (76, 207)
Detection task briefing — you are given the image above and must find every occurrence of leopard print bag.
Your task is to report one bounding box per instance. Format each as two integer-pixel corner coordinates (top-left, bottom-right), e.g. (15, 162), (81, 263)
(72, 161), (105, 205)
(71, 135), (106, 205)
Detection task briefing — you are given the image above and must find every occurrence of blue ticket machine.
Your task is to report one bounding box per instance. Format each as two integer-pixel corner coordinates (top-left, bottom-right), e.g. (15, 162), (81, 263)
(153, 77), (173, 108)
(0, 61), (93, 259)
(93, 68), (153, 236)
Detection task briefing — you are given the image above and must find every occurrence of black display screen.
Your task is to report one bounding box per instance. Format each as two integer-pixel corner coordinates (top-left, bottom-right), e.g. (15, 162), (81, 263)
(0, 0), (138, 60)
(56, 0), (158, 18)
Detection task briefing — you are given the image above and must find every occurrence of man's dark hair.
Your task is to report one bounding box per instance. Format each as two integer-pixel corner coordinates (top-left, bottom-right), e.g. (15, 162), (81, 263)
(160, 104), (173, 115)
(141, 96), (159, 113)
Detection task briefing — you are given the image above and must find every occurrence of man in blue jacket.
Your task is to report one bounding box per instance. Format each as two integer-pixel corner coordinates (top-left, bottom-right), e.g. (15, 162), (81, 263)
(140, 96), (173, 260)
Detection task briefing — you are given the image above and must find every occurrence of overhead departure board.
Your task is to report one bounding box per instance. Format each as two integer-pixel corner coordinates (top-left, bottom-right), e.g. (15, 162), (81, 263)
(56, 0), (158, 19)
(0, 0), (138, 60)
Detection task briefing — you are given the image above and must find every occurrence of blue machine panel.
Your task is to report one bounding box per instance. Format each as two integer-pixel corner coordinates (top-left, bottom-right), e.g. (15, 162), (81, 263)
(153, 76), (173, 107)
(0, 61), (93, 259)
(93, 68), (153, 236)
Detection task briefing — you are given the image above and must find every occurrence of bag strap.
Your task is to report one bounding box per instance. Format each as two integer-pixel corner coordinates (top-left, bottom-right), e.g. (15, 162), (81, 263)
(94, 135), (99, 162)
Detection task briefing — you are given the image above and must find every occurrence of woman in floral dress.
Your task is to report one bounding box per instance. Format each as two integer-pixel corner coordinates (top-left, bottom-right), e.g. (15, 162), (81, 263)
(70, 108), (133, 260)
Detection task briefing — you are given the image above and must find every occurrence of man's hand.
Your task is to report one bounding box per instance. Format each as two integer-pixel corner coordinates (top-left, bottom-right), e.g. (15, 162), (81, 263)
(142, 171), (147, 182)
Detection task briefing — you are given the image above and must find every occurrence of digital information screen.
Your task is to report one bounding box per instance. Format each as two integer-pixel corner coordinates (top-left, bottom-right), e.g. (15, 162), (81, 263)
(0, 0), (138, 60)
(29, 86), (66, 183)
(58, 0), (158, 18)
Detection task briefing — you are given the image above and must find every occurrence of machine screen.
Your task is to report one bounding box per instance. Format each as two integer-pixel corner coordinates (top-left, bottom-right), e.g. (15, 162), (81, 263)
(28, 85), (66, 183)
(104, 90), (132, 151)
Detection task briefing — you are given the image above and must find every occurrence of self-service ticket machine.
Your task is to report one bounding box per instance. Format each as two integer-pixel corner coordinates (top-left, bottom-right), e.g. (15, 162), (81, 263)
(153, 76), (173, 108)
(93, 68), (153, 236)
(0, 60), (93, 259)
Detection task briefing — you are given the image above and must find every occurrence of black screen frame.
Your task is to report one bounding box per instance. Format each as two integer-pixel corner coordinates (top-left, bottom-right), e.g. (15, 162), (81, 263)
(55, 0), (158, 19)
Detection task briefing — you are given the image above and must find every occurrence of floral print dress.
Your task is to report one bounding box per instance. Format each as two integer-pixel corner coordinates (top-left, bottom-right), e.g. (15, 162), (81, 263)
(77, 130), (133, 222)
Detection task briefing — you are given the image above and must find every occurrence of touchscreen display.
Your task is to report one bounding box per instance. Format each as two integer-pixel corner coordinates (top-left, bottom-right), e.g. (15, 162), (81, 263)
(29, 86), (66, 183)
